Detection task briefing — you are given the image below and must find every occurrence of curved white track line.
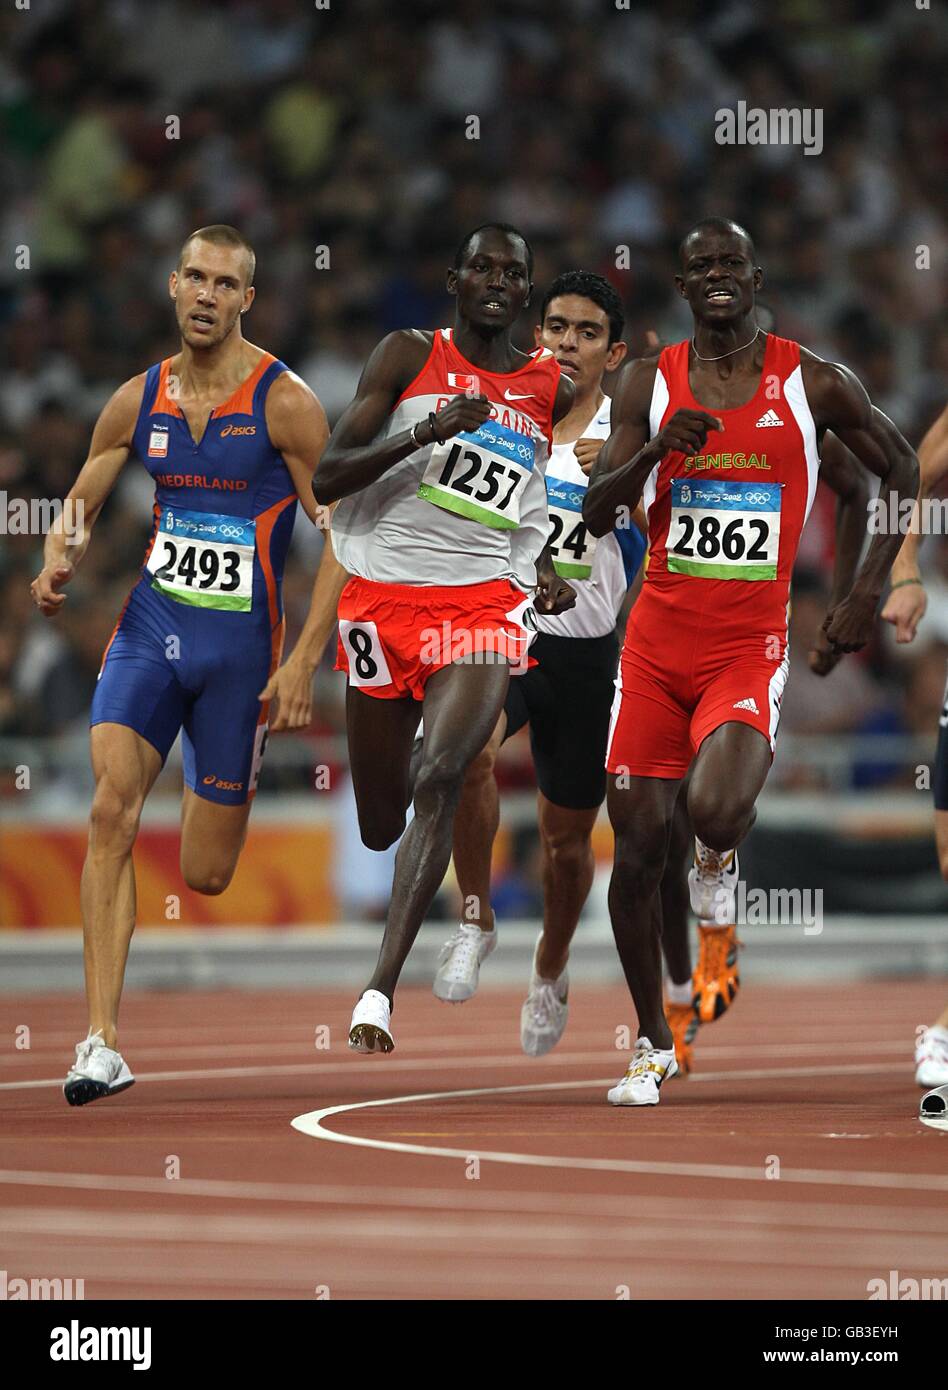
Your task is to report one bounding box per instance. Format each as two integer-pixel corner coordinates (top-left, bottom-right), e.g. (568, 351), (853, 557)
(291, 1066), (948, 1192)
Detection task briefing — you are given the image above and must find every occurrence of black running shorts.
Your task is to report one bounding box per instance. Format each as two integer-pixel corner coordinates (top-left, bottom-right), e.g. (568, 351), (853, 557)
(502, 630), (619, 811)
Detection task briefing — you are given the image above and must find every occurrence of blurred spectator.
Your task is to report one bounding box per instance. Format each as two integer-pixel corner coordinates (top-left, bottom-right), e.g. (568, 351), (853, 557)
(0, 0), (945, 802)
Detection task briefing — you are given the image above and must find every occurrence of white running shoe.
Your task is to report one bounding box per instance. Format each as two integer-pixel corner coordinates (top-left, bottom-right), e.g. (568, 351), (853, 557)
(919, 1084), (948, 1130)
(520, 937), (569, 1057)
(63, 1031), (135, 1107)
(915, 1026), (948, 1088)
(688, 841), (739, 922)
(433, 922), (497, 1003)
(348, 989), (395, 1054)
(607, 1037), (678, 1106)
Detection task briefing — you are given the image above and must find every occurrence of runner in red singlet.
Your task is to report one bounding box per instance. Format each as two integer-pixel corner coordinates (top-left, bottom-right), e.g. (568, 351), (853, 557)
(582, 218), (919, 1106)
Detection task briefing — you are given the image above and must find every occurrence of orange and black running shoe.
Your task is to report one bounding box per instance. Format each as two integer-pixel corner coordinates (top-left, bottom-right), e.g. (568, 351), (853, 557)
(664, 1000), (699, 1075)
(692, 924), (741, 1023)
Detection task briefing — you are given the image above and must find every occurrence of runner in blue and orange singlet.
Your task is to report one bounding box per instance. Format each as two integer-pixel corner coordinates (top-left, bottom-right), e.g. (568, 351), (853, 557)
(31, 225), (347, 1105)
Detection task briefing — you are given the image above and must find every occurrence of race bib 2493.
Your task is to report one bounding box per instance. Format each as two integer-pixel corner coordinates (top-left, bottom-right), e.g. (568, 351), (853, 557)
(147, 507), (255, 611)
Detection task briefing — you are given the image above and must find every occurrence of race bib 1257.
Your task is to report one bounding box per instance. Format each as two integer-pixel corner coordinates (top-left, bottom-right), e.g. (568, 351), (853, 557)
(417, 420), (535, 530)
(667, 479), (781, 580)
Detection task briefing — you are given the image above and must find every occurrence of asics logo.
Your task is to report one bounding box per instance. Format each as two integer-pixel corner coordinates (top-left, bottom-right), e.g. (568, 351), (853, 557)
(203, 774), (244, 790)
(220, 424), (256, 437)
(504, 389), (535, 401)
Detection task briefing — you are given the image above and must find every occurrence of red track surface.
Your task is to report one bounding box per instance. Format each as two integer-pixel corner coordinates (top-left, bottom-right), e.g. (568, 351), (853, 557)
(1, 981), (945, 1300)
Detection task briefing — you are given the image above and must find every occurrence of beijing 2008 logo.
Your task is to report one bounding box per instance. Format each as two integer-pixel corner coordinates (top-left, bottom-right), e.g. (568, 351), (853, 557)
(680, 485), (691, 505)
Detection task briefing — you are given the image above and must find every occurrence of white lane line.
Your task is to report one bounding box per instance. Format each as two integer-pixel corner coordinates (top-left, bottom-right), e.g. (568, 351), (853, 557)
(291, 1068), (948, 1193)
(0, 1050), (911, 1094)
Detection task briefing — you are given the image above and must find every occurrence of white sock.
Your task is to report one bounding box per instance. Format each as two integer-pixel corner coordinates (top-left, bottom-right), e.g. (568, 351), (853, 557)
(666, 979), (692, 1005)
(695, 837), (734, 866)
(698, 916), (730, 931)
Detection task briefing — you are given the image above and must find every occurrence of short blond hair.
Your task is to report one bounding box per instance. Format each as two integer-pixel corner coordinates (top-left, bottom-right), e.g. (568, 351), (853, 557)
(178, 225), (256, 286)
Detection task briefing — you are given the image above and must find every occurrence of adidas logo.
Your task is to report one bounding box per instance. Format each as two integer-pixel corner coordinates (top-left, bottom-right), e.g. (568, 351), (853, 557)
(755, 409), (784, 428)
(733, 697), (760, 713)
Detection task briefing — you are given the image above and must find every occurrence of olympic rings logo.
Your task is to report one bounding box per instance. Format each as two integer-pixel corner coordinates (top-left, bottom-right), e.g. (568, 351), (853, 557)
(218, 525), (245, 539)
(744, 492), (771, 505)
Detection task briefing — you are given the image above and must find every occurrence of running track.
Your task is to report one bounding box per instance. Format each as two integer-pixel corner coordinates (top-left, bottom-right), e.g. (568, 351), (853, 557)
(1, 981), (945, 1300)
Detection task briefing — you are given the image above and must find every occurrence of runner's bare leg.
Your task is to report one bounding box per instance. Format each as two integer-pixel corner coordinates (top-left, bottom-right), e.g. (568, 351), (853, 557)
(606, 774), (681, 1049)
(363, 661), (511, 1002)
(658, 783), (694, 987)
(687, 721), (771, 851)
(345, 686), (422, 851)
(451, 713), (507, 931)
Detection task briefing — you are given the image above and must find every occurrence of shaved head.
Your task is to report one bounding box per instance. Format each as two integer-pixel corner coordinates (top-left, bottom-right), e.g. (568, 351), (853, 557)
(178, 224), (256, 287)
(678, 218), (757, 269)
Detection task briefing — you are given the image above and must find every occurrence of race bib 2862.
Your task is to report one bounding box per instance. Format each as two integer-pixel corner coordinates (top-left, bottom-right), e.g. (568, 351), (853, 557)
(667, 479), (781, 580)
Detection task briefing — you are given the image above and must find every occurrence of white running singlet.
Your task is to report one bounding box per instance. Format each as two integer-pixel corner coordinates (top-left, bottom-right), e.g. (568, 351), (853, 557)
(331, 329), (560, 589)
(537, 396), (648, 638)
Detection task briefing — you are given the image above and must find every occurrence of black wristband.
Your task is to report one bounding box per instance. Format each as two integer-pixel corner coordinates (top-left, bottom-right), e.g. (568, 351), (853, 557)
(428, 411), (443, 445)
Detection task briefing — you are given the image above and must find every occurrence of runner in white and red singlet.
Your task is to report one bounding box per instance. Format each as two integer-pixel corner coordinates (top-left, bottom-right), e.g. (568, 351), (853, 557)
(314, 223), (576, 1054)
(582, 217), (919, 1106)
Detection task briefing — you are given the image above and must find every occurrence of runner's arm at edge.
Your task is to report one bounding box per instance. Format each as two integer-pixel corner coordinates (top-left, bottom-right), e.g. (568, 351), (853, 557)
(313, 331), (435, 504)
(259, 517), (351, 730)
(802, 355), (919, 652)
(808, 432), (870, 675)
(881, 403), (948, 643)
(265, 369), (331, 527)
(30, 375), (145, 615)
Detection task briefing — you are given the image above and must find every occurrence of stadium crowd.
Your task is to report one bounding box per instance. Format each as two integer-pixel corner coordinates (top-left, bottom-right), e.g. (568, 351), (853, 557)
(1, 0), (946, 795)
